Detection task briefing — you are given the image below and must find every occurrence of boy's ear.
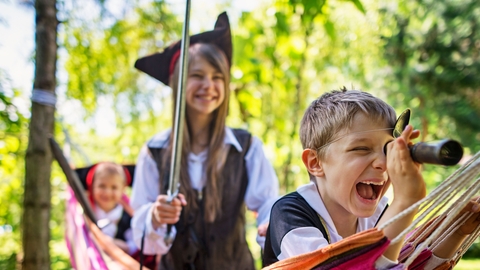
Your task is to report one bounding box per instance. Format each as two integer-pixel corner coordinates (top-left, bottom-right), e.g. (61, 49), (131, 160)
(301, 149), (324, 177)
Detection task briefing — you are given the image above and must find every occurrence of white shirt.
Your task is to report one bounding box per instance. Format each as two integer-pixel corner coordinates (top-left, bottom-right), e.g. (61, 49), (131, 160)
(95, 204), (124, 238)
(130, 127), (279, 255)
(278, 182), (390, 261)
(278, 182), (447, 269)
(276, 182), (397, 269)
(95, 204), (138, 255)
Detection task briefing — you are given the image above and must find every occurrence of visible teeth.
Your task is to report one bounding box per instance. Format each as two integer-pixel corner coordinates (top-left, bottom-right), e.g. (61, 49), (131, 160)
(360, 181), (384, 185)
(198, 96), (215, 100)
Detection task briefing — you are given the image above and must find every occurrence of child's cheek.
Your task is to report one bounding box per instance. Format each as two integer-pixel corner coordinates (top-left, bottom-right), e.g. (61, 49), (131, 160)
(381, 179), (392, 198)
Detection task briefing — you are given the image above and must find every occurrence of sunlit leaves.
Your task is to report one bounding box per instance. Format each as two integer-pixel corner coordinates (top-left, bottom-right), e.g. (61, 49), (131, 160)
(4, 0), (480, 265)
(349, 0), (366, 14)
(0, 71), (27, 262)
(380, 0), (480, 154)
(232, 0), (373, 191)
(0, 72), (27, 178)
(63, 0), (180, 129)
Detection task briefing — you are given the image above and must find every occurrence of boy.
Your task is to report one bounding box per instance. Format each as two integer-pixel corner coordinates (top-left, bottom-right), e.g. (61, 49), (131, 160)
(263, 88), (434, 268)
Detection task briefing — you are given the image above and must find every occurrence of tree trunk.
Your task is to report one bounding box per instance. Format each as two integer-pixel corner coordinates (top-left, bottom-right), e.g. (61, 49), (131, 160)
(22, 0), (58, 269)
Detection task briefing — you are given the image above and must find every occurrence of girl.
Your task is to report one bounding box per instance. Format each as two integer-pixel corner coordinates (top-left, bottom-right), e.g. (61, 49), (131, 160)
(130, 12), (279, 270)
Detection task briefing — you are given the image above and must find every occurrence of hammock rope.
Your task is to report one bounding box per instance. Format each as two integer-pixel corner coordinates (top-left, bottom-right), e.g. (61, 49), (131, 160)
(380, 152), (480, 237)
(264, 151), (480, 270)
(429, 191), (480, 251)
(380, 152), (480, 268)
(455, 223), (480, 261)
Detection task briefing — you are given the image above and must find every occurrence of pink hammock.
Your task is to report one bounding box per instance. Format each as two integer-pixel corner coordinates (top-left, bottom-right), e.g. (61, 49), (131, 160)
(65, 186), (109, 269)
(50, 138), (149, 270)
(65, 186), (146, 270)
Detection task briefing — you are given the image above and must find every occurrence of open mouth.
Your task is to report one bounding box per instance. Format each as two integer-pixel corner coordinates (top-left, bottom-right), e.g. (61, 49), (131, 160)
(356, 181), (385, 200)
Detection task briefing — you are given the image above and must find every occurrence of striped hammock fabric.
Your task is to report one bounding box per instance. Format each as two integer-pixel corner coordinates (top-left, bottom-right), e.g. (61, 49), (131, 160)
(263, 228), (389, 270)
(66, 186), (110, 269)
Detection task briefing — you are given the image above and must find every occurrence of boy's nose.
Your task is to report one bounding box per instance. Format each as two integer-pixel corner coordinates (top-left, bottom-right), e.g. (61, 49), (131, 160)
(372, 151), (387, 171)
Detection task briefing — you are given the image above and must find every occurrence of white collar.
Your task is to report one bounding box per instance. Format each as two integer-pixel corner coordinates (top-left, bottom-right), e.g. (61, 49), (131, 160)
(296, 182), (389, 237)
(297, 182), (339, 235)
(224, 127), (243, 152)
(95, 203), (123, 222)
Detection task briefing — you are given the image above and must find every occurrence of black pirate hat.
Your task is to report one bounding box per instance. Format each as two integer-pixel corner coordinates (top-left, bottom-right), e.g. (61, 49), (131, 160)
(74, 163), (135, 190)
(134, 12), (232, 85)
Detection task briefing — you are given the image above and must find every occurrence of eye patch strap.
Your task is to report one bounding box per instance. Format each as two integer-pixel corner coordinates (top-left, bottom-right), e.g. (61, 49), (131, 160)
(317, 128), (394, 151)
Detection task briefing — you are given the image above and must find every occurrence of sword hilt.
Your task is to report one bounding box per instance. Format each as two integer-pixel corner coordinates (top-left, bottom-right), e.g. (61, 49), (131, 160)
(164, 184), (180, 245)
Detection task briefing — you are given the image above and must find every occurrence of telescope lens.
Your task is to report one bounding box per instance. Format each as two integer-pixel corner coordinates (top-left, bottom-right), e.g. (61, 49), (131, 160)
(439, 140), (464, 166)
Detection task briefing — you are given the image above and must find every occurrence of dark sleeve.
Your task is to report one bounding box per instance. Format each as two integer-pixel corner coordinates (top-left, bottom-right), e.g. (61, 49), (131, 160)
(263, 192), (326, 267)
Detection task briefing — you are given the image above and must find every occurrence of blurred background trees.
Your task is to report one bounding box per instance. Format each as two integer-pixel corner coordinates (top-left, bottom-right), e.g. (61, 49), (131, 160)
(0, 0), (479, 268)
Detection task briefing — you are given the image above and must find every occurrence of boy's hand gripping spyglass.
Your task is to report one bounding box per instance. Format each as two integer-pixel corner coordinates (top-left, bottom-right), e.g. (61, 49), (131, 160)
(386, 109), (464, 166)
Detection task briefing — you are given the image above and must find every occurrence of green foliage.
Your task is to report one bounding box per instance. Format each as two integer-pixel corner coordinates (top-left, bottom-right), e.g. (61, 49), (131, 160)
(0, 70), (70, 267)
(62, 0), (180, 132)
(379, 0), (480, 257)
(0, 71), (28, 264)
(58, 0), (184, 165)
(379, 0), (480, 154)
(464, 238), (480, 258)
(455, 259), (480, 270)
(232, 0), (384, 192)
(2, 0), (479, 267)
(0, 253), (17, 270)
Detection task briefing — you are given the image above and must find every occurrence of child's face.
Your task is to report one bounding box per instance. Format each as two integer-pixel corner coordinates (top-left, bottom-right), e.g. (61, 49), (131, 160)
(317, 112), (394, 219)
(92, 174), (125, 212)
(185, 56), (225, 118)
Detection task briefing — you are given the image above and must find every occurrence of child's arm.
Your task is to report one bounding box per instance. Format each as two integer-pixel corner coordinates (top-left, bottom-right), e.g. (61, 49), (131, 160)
(243, 136), (280, 247)
(431, 198), (480, 259)
(102, 234), (130, 254)
(112, 238), (130, 254)
(130, 146), (186, 254)
(258, 222), (269, 237)
(376, 125), (426, 261)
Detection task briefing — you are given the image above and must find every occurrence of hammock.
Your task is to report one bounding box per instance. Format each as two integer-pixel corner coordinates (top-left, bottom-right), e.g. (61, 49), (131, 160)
(49, 138), (155, 270)
(65, 186), (146, 270)
(263, 151), (480, 270)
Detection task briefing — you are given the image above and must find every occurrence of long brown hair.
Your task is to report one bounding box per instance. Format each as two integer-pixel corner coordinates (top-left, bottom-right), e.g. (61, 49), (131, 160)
(161, 43), (231, 222)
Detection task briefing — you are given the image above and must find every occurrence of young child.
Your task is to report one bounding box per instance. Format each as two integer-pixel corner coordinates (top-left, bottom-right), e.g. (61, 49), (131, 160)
(86, 162), (138, 256)
(263, 88), (480, 269)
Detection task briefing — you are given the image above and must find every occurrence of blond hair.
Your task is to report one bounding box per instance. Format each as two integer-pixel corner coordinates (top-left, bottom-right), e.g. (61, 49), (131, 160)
(94, 162), (127, 185)
(300, 87), (397, 159)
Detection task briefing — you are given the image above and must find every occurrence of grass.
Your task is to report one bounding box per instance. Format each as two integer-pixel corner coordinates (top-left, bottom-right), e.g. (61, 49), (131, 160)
(455, 259), (480, 270)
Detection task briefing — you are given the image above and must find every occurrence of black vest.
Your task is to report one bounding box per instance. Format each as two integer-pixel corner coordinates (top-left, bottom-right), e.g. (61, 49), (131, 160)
(148, 129), (255, 270)
(114, 210), (132, 241)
